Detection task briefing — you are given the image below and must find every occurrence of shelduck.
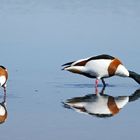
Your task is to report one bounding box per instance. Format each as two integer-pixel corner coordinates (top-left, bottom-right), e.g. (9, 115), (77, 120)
(0, 66), (8, 94)
(62, 54), (140, 87)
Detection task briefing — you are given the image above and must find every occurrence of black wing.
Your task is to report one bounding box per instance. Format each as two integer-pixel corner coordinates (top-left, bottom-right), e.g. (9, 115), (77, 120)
(88, 54), (115, 61)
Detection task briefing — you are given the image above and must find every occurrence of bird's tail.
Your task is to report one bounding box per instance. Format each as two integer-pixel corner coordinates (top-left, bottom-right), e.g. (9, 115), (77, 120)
(129, 70), (140, 84)
(61, 61), (74, 70)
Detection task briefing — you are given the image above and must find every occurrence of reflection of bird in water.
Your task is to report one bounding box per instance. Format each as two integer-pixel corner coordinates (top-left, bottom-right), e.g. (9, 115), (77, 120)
(63, 88), (140, 118)
(62, 54), (140, 89)
(0, 94), (7, 124)
(0, 66), (8, 95)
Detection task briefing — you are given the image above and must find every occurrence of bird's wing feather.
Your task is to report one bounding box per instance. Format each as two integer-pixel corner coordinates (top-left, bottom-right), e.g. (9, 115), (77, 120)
(88, 54), (115, 61)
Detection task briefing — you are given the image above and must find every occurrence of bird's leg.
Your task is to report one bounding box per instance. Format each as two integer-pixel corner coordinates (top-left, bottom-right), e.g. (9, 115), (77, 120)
(95, 87), (98, 95)
(101, 78), (106, 88)
(95, 79), (99, 94)
(95, 79), (99, 88)
(100, 85), (106, 94)
(4, 87), (6, 95)
(3, 84), (6, 95)
(3, 90), (6, 104)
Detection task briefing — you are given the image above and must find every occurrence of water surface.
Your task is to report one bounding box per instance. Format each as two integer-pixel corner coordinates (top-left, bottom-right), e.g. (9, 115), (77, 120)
(0, 0), (140, 140)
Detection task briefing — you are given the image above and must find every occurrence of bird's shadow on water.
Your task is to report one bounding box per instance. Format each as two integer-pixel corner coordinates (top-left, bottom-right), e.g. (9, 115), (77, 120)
(0, 93), (8, 124)
(62, 87), (140, 118)
(62, 83), (115, 88)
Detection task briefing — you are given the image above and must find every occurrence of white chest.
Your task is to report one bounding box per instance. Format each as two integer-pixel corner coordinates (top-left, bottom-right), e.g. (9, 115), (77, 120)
(0, 76), (6, 86)
(0, 105), (6, 116)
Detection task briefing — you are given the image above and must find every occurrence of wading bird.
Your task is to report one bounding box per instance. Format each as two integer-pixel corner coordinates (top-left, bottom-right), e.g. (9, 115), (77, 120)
(0, 66), (8, 94)
(62, 54), (140, 88)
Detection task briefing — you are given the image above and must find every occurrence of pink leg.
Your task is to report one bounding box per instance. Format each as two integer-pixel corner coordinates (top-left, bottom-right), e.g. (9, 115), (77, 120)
(95, 86), (98, 94)
(95, 79), (99, 88)
(95, 79), (99, 95)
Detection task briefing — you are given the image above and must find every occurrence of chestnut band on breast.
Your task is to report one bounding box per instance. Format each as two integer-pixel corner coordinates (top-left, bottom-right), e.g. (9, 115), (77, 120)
(0, 68), (8, 79)
(107, 96), (119, 115)
(108, 58), (122, 76)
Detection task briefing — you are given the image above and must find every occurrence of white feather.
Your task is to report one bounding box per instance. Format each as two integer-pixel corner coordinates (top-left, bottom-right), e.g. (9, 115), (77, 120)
(67, 95), (112, 115)
(115, 96), (129, 109)
(0, 105), (6, 116)
(0, 76), (6, 86)
(85, 59), (112, 78)
(115, 64), (129, 77)
(84, 95), (111, 114)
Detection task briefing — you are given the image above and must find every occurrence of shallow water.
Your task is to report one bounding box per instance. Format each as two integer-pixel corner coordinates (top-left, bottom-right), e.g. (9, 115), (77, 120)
(0, 0), (140, 140)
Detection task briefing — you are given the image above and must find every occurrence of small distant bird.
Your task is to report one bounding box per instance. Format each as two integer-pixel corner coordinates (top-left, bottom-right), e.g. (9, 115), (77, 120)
(0, 66), (8, 94)
(62, 54), (140, 87)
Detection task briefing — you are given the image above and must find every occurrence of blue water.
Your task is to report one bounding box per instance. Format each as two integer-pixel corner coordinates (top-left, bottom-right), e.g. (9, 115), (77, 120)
(0, 0), (140, 140)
